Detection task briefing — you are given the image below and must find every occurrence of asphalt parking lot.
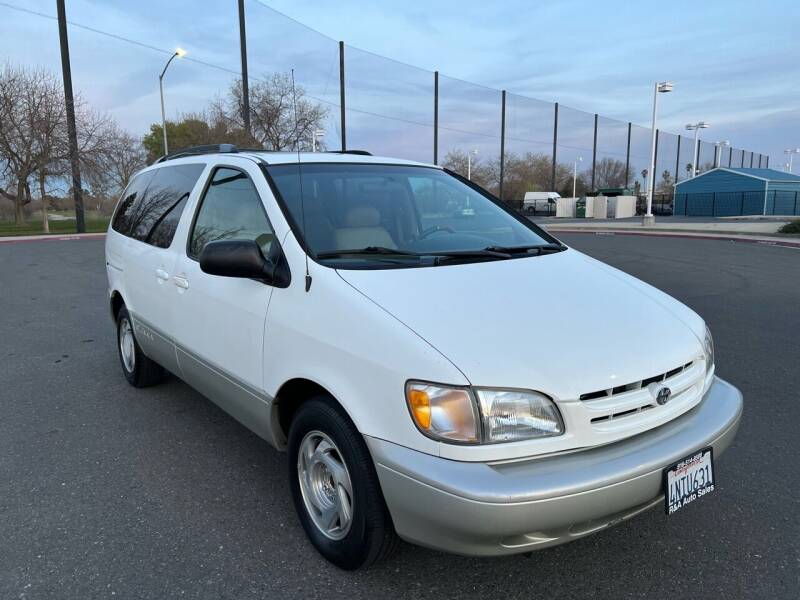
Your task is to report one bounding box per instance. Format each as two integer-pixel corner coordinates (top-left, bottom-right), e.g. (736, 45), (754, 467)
(1, 234), (798, 599)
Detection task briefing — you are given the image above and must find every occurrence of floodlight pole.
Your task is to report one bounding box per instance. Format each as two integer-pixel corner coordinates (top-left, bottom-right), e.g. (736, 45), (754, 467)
(645, 82), (672, 225)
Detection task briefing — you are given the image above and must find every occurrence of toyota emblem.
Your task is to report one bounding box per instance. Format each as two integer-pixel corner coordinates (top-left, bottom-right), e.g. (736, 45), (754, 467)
(656, 386), (672, 405)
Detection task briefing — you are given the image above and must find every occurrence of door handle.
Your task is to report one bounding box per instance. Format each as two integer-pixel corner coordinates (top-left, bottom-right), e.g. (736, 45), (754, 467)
(155, 268), (170, 281)
(173, 276), (189, 290)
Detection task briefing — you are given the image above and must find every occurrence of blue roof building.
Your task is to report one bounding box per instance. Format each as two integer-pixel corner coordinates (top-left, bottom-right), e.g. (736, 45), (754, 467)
(674, 168), (800, 216)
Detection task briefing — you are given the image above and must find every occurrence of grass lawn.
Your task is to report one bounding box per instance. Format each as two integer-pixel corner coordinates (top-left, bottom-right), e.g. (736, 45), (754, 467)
(0, 216), (110, 236)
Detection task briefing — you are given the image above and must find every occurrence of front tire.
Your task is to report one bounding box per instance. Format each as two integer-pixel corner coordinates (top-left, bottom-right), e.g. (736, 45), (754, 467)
(116, 306), (165, 388)
(288, 398), (398, 569)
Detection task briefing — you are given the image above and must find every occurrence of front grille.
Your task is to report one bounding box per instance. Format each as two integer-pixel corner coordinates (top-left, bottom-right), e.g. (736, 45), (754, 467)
(580, 361), (693, 402)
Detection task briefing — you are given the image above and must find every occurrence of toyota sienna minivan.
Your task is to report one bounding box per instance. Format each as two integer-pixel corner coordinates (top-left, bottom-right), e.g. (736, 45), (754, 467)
(106, 145), (742, 569)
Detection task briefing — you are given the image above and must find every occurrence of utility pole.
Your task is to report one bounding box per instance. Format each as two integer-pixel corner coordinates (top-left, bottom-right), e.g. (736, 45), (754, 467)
(56, 0), (85, 233)
(238, 0), (251, 137)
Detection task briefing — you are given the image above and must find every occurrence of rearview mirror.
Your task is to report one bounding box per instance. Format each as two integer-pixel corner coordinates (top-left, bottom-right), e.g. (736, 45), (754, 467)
(199, 240), (290, 288)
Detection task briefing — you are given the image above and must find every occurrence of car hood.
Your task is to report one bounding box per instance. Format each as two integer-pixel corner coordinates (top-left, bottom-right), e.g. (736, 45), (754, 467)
(336, 248), (706, 401)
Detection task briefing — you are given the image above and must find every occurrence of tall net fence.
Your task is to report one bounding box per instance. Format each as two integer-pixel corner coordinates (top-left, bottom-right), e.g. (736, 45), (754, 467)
(1, 0), (769, 215)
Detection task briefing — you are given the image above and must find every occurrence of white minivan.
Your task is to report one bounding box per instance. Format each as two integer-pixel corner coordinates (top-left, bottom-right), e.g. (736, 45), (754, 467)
(106, 145), (742, 569)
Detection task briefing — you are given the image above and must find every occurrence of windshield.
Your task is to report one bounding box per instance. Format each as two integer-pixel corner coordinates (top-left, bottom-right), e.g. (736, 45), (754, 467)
(264, 163), (560, 268)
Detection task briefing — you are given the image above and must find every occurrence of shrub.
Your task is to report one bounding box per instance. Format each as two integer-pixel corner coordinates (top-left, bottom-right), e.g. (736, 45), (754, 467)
(778, 219), (800, 234)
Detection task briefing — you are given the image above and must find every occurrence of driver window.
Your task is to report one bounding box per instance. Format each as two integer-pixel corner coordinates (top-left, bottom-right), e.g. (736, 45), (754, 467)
(189, 167), (275, 258)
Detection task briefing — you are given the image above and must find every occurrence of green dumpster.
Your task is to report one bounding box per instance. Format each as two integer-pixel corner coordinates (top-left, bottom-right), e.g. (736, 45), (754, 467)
(575, 198), (586, 218)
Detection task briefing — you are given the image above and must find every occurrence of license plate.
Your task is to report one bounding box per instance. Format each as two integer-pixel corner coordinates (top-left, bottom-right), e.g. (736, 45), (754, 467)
(664, 448), (715, 515)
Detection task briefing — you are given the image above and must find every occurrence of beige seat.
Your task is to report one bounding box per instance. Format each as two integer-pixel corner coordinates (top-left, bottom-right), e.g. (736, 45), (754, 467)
(334, 204), (396, 250)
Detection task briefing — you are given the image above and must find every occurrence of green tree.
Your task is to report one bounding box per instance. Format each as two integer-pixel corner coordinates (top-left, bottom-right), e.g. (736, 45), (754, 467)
(142, 113), (250, 163)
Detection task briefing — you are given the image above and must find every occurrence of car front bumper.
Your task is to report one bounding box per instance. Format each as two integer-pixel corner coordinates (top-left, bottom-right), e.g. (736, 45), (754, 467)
(366, 376), (742, 556)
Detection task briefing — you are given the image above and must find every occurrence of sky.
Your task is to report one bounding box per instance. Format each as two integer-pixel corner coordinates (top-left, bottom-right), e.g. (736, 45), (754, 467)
(1, 0), (799, 173)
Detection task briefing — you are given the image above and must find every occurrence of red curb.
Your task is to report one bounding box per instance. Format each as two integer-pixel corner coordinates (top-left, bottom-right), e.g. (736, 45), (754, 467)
(551, 229), (800, 248)
(0, 232), (106, 245)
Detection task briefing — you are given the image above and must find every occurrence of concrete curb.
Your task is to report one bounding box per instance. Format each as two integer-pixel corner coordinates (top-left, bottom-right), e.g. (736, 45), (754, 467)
(548, 228), (800, 248)
(0, 232), (106, 245)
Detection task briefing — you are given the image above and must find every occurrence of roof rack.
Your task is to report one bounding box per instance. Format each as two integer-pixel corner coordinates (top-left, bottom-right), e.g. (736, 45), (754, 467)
(326, 150), (373, 156)
(156, 143), (239, 163)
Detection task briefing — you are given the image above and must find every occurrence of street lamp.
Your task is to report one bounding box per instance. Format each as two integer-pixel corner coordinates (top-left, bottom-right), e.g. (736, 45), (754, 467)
(573, 156), (582, 198)
(467, 148), (478, 180)
(714, 140), (730, 168)
(784, 148), (800, 173)
(311, 129), (325, 152)
(644, 81), (673, 225)
(685, 121), (710, 178)
(159, 47), (186, 155)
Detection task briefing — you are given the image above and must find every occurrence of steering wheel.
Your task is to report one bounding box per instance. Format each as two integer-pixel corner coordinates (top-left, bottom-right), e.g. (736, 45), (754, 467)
(419, 225), (456, 240)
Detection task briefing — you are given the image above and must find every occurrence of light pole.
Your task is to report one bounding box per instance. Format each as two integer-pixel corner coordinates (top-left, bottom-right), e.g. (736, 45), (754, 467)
(467, 148), (478, 180)
(159, 47), (186, 155)
(573, 156), (582, 198)
(784, 148), (800, 173)
(686, 121), (710, 178)
(714, 140), (730, 168)
(311, 129), (325, 152)
(644, 81), (673, 225)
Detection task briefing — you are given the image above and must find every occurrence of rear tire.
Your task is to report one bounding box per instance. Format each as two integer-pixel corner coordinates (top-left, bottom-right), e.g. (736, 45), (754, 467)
(116, 306), (165, 388)
(288, 397), (399, 570)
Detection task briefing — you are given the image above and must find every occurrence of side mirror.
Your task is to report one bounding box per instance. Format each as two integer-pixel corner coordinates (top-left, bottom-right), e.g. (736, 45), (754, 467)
(199, 240), (291, 288)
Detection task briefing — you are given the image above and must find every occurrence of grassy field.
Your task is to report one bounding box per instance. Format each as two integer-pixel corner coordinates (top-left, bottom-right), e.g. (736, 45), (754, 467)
(0, 213), (110, 236)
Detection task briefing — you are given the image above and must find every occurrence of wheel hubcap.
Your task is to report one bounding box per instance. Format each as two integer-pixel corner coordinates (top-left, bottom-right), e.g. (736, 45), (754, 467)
(119, 318), (135, 373)
(297, 430), (354, 540)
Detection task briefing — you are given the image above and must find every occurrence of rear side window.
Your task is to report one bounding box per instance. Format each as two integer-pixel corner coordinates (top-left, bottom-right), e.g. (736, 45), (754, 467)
(129, 164), (206, 245)
(111, 170), (156, 235)
(188, 167), (275, 258)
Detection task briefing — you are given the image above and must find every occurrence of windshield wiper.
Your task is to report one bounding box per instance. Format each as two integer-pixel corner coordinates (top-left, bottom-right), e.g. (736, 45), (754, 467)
(316, 246), (423, 259)
(483, 243), (565, 255)
(427, 248), (512, 265)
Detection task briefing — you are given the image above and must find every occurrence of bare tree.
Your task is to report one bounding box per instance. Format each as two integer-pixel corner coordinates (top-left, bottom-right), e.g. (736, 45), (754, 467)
(0, 64), (57, 225)
(593, 158), (628, 189)
(212, 73), (328, 151)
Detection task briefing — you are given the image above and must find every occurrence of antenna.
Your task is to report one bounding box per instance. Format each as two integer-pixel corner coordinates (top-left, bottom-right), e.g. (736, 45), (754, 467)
(291, 69), (312, 292)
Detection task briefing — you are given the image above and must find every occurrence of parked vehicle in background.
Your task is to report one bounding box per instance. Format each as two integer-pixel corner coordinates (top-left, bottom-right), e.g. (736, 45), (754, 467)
(106, 146), (742, 570)
(523, 191), (561, 214)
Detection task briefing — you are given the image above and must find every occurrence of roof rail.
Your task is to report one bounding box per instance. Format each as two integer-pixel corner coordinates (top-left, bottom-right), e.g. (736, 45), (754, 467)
(156, 143), (239, 163)
(326, 150), (373, 156)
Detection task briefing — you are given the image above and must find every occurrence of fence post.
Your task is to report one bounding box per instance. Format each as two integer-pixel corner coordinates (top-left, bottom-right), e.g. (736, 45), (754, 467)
(675, 134), (681, 182)
(499, 90), (506, 202)
(794, 191), (798, 215)
(590, 114), (598, 192)
(237, 0), (251, 137)
(56, 0), (85, 233)
(433, 71), (439, 165)
(550, 103), (559, 193)
(623, 122), (631, 188)
(711, 191), (716, 216)
(339, 41), (346, 151)
(740, 192), (744, 215)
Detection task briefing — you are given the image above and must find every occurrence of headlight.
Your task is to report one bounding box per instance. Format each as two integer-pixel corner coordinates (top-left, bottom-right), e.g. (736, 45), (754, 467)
(406, 382), (480, 443)
(474, 389), (564, 442)
(406, 382), (564, 444)
(704, 326), (715, 373)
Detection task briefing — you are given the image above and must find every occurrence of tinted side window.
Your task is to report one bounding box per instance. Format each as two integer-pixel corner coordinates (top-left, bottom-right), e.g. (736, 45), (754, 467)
(188, 168), (275, 258)
(129, 164), (205, 243)
(147, 195), (189, 248)
(111, 170), (156, 235)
